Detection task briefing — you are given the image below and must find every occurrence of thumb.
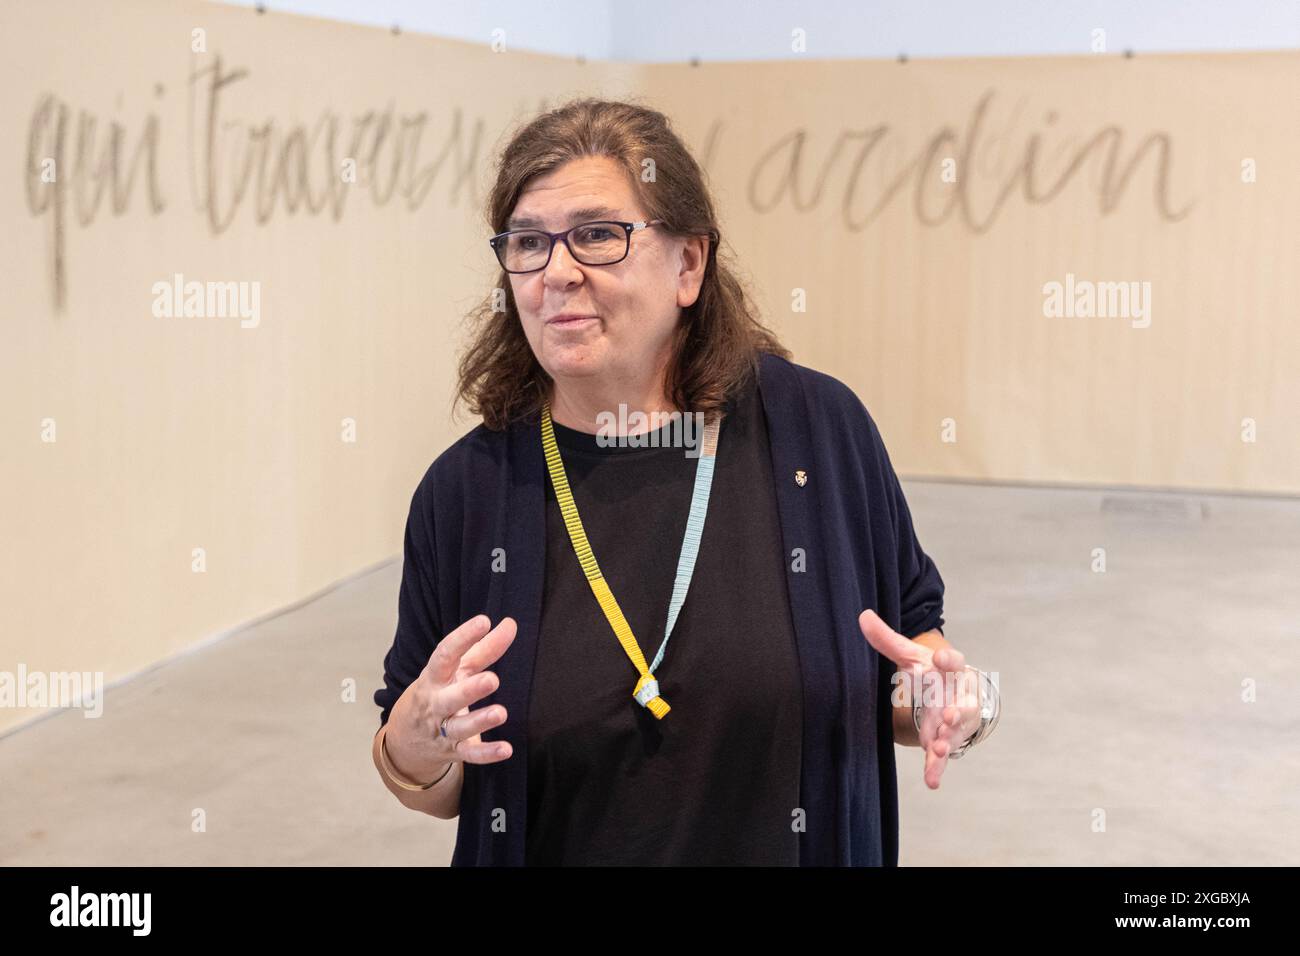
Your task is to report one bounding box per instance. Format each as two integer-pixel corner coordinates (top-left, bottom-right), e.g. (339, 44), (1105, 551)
(859, 608), (927, 671)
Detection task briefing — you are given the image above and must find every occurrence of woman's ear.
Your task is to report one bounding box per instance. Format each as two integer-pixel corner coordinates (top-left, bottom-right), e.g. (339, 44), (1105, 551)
(676, 234), (710, 309)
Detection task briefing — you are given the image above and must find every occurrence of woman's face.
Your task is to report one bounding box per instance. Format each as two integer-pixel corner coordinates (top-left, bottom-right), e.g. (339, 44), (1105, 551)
(507, 155), (708, 395)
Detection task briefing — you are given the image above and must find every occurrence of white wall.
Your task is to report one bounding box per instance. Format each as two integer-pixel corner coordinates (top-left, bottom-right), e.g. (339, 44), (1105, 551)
(213, 0), (1300, 59)
(610, 0), (1300, 61)
(210, 0), (616, 58)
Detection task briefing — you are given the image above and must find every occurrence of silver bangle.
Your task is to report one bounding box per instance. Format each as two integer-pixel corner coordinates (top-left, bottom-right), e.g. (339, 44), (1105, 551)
(912, 664), (1000, 760)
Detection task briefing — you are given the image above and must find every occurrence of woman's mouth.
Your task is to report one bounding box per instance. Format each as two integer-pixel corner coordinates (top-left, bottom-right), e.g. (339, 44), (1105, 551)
(547, 314), (599, 328)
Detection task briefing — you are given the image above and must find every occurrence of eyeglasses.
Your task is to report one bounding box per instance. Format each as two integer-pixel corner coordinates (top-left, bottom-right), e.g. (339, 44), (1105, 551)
(488, 219), (665, 274)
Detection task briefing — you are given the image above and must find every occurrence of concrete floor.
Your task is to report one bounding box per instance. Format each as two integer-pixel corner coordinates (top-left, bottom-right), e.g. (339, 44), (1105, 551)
(2, 480), (1297, 865)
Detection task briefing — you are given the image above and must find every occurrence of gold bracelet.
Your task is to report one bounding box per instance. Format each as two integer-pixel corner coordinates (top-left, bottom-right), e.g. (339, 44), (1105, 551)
(379, 723), (453, 791)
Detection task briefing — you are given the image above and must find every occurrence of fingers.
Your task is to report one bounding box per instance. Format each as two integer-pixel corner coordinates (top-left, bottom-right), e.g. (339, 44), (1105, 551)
(863, 608), (935, 707)
(458, 616), (518, 675)
(423, 615), (517, 685)
(920, 705), (962, 789)
(442, 705), (513, 765)
(422, 614), (491, 684)
(924, 735), (951, 789)
(900, 642), (977, 792)
(929, 666), (981, 742)
(393, 707), (513, 778)
(436, 668), (502, 719)
(932, 646), (966, 673)
(455, 738), (514, 765)
(928, 708), (962, 787)
(859, 608), (929, 670)
(913, 656), (978, 726)
(953, 669), (983, 738)
(920, 703), (959, 745)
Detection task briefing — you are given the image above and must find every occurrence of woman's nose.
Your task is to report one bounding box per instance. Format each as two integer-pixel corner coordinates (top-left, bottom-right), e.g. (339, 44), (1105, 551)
(543, 238), (584, 285)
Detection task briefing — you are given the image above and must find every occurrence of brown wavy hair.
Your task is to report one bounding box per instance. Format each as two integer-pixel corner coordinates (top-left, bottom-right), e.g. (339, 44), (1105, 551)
(454, 96), (791, 431)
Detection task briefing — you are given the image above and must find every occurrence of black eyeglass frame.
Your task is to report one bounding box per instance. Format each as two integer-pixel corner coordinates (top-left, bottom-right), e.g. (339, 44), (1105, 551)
(487, 219), (667, 274)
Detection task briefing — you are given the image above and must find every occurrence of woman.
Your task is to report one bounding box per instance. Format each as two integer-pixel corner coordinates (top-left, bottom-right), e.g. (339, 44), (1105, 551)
(372, 98), (999, 866)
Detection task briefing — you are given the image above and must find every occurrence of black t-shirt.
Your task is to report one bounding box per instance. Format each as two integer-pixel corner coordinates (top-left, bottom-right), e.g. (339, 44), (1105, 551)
(525, 373), (803, 865)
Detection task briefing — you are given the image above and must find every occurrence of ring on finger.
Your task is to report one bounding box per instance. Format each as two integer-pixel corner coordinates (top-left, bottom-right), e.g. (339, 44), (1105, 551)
(439, 715), (464, 752)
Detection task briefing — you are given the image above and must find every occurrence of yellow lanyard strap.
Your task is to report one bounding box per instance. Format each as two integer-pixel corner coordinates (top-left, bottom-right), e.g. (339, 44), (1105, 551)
(540, 402), (721, 719)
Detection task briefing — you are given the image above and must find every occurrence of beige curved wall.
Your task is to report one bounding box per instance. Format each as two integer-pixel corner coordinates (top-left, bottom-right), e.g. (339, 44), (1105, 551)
(1, 0), (1295, 732)
(649, 52), (1298, 495)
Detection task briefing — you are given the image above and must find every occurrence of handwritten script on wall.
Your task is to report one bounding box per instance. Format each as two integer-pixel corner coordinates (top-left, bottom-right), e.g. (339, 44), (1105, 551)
(24, 54), (1193, 310)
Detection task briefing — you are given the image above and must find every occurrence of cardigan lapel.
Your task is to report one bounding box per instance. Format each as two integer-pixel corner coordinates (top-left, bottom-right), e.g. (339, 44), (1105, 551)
(756, 352), (848, 866)
(463, 410), (546, 867)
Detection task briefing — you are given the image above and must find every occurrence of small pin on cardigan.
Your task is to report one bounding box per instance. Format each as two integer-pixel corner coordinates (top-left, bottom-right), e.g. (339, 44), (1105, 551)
(795, 469), (808, 486)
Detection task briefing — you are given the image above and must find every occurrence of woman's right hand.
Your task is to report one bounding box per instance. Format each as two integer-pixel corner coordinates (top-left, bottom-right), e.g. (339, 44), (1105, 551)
(384, 614), (518, 785)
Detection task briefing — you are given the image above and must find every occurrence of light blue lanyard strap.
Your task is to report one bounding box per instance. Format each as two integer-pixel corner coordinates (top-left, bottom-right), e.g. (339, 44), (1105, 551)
(647, 414), (722, 675)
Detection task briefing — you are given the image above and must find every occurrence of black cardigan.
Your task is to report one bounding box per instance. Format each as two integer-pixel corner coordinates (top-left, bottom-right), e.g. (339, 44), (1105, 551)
(375, 351), (947, 865)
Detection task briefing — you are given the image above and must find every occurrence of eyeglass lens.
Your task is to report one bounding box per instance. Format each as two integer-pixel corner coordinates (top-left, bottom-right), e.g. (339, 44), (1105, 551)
(498, 222), (627, 272)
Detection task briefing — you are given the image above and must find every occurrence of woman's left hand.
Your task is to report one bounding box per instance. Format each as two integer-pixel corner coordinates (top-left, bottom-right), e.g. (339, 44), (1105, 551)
(858, 609), (982, 790)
